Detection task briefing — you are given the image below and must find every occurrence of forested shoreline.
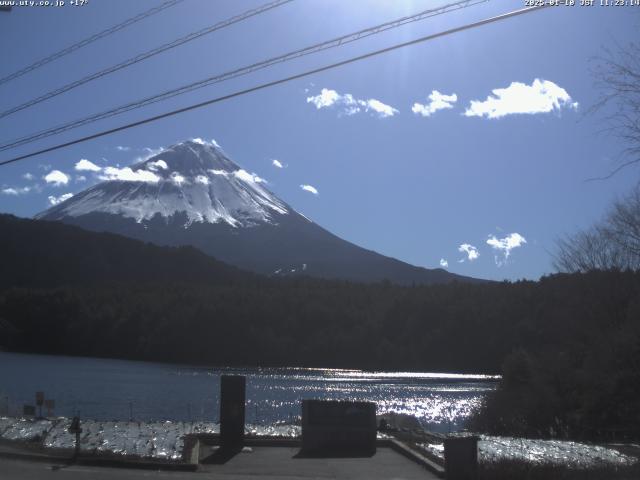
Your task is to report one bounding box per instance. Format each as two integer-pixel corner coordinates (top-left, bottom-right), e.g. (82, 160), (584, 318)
(2, 272), (639, 440)
(2, 214), (639, 441)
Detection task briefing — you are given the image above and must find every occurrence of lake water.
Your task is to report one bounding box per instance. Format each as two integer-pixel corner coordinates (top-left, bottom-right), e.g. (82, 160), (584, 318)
(0, 352), (497, 433)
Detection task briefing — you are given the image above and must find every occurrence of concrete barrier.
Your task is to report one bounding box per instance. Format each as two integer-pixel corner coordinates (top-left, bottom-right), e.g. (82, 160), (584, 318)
(444, 435), (479, 480)
(301, 400), (376, 456)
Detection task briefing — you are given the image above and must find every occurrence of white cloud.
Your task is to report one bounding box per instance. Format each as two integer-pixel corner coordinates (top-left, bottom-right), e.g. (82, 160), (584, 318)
(300, 184), (318, 195)
(458, 243), (479, 262)
(44, 170), (70, 186)
(412, 90), (458, 117)
(2, 186), (32, 195)
(75, 175), (87, 182)
(486, 232), (527, 266)
(234, 169), (266, 184)
(363, 98), (398, 118)
(190, 138), (221, 149)
(99, 166), (160, 183)
(306, 88), (340, 108)
(195, 175), (209, 185)
(306, 88), (398, 118)
(74, 159), (101, 172)
(136, 146), (166, 162)
(47, 193), (73, 206)
(170, 172), (187, 186)
(5, 184), (41, 195)
(147, 159), (168, 171)
(439, 258), (449, 268)
(22, 173), (34, 180)
(116, 146), (131, 151)
(272, 159), (284, 169)
(464, 79), (578, 119)
(210, 169), (229, 177)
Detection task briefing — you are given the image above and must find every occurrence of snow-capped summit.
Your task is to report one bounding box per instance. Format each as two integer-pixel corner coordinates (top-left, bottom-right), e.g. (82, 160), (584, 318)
(36, 138), (478, 285)
(37, 139), (289, 227)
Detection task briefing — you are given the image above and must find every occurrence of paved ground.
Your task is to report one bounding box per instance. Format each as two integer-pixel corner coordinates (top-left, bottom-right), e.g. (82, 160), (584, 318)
(0, 447), (439, 479)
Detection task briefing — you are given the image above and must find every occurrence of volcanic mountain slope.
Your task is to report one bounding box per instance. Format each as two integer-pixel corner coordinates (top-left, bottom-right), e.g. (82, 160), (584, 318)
(37, 139), (477, 284)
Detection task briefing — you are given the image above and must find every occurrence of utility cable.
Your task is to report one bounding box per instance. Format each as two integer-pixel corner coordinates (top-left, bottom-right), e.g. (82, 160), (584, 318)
(0, 4), (550, 167)
(0, 0), (293, 119)
(0, 0), (185, 86)
(0, 0), (485, 152)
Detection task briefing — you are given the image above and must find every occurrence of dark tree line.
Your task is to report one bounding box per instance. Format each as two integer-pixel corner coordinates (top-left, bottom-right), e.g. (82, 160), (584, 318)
(1, 271), (639, 440)
(1, 214), (639, 440)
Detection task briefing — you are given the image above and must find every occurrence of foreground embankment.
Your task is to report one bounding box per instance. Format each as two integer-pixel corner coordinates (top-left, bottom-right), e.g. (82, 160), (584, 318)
(1, 415), (637, 473)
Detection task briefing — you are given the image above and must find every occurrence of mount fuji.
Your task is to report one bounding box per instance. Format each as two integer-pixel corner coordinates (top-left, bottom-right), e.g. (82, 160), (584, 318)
(36, 139), (475, 284)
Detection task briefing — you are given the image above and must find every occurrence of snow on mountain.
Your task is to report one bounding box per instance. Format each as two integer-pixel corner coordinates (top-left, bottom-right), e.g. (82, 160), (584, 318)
(37, 139), (289, 227)
(35, 138), (480, 285)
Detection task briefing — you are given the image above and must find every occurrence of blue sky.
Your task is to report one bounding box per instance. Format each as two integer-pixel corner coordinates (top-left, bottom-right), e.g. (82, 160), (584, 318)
(0, 0), (638, 281)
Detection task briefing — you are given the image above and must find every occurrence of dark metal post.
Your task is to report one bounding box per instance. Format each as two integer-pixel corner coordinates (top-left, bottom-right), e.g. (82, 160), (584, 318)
(68, 417), (82, 462)
(35, 392), (44, 419)
(220, 375), (245, 450)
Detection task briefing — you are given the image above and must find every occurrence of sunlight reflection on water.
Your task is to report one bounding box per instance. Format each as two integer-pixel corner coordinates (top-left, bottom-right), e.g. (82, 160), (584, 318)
(0, 353), (497, 433)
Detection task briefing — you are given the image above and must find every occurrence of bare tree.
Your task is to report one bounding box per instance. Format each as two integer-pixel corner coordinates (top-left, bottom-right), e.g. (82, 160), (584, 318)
(589, 41), (640, 179)
(554, 185), (640, 272)
(555, 38), (640, 272)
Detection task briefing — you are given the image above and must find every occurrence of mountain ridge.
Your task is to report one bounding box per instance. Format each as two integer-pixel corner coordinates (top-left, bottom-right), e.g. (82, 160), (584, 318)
(36, 139), (482, 285)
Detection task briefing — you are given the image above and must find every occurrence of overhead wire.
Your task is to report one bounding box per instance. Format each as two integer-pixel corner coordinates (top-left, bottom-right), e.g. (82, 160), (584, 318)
(0, 0), (486, 152)
(0, 0), (185, 86)
(0, 4), (551, 168)
(0, 0), (294, 119)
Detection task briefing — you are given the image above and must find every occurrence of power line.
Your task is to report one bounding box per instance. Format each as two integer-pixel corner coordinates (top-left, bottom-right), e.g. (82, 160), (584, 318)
(0, 0), (486, 152)
(0, 4), (550, 168)
(0, 0), (184, 87)
(0, 0), (293, 119)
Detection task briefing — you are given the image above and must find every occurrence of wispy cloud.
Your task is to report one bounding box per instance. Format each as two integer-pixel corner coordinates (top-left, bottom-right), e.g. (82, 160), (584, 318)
(300, 184), (318, 195)
(116, 146), (131, 152)
(75, 159), (101, 172)
(412, 90), (458, 117)
(486, 232), (526, 266)
(76, 175), (87, 183)
(136, 146), (165, 162)
(464, 79), (578, 119)
(439, 258), (449, 268)
(99, 167), (160, 183)
(306, 88), (399, 118)
(44, 170), (70, 186)
(22, 173), (34, 181)
(458, 243), (479, 262)
(48, 193), (73, 206)
(272, 159), (284, 169)
(2, 186), (32, 195)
